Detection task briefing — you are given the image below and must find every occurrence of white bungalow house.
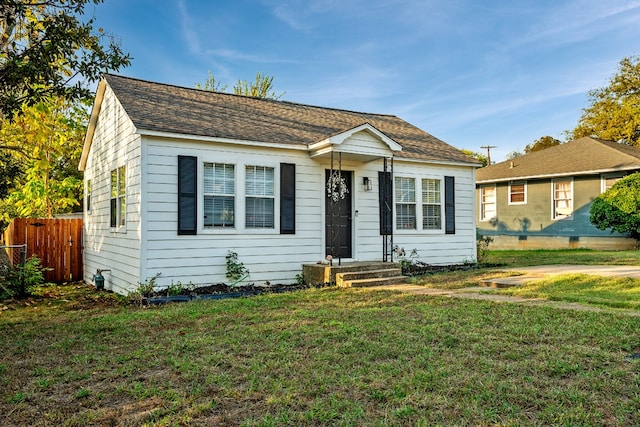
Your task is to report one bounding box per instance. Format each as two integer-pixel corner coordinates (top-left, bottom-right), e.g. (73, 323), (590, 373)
(79, 74), (480, 294)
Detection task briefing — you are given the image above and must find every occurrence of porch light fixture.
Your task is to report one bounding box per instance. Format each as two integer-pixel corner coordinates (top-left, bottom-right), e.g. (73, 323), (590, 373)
(363, 177), (372, 191)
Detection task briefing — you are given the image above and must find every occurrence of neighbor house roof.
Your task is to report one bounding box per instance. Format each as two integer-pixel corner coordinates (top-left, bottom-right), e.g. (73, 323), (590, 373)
(81, 74), (479, 169)
(476, 137), (640, 183)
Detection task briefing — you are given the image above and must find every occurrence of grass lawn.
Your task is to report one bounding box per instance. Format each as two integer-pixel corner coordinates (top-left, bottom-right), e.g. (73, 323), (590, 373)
(1, 249), (639, 426)
(484, 248), (640, 267)
(494, 274), (640, 310)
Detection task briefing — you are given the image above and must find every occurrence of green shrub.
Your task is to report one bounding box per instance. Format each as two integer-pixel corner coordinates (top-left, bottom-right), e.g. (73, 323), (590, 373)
(590, 172), (640, 238)
(476, 235), (493, 264)
(226, 250), (249, 283)
(127, 273), (161, 304)
(0, 256), (49, 299)
(166, 282), (184, 296)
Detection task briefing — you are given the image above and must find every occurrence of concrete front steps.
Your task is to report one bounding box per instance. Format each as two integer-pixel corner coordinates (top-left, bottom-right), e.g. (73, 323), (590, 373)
(336, 268), (407, 288)
(302, 261), (408, 288)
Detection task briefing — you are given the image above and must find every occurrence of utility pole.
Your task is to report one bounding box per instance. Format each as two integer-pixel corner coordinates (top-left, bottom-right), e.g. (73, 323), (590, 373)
(480, 145), (496, 165)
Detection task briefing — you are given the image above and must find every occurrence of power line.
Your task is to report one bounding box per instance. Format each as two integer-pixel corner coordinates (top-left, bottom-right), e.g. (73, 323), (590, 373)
(480, 145), (496, 165)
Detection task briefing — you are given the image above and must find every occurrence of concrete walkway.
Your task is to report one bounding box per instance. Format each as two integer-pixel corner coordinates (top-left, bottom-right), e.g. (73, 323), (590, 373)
(480, 264), (640, 287)
(366, 265), (640, 316)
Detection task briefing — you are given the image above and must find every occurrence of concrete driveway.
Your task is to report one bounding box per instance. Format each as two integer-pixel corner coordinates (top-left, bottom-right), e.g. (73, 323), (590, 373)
(367, 264), (640, 316)
(482, 264), (640, 287)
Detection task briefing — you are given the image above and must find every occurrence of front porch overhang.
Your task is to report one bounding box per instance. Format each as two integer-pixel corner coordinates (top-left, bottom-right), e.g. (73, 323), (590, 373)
(308, 123), (402, 163)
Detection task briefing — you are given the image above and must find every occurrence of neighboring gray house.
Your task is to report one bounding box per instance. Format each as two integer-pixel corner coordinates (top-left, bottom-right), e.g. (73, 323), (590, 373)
(79, 75), (480, 294)
(476, 137), (640, 250)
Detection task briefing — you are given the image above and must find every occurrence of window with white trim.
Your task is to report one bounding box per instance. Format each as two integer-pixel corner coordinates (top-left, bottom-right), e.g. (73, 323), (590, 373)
(110, 166), (126, 228)
(508, 181), (526, 204)
(246, 165), (274, 228)
(480, 185), (496, 221)
(422, 178), (441, 229)
(602, 174), (623, 192)
(395, 177), (416, 229)
(553, 179), (573, 219)
(204, 163), (235, 228)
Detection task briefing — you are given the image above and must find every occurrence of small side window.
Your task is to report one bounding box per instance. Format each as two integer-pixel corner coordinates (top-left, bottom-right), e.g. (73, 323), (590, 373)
(110, 166), (126, 228)
(86, 179), (92, 213)
(508, 181), (526, 205)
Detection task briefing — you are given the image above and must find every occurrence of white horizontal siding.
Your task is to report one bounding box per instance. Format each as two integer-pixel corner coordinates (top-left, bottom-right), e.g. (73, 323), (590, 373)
(85, 115), (477, 294)
(136, 139), (477, 290)
(82, 86), (142, 294)
(336, 131), (392, 158)
(376, 163), (477, 265)
(141, 139), (325, 289)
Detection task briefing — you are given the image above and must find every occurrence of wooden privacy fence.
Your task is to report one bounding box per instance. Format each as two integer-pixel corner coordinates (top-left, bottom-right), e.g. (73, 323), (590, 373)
(3, 218), (83, 283)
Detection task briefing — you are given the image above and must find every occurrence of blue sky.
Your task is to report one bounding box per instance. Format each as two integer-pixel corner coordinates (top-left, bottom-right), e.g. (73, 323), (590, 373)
(92, 0), (640, 162)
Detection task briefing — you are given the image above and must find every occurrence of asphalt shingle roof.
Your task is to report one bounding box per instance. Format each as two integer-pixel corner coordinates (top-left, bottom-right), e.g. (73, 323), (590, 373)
(476, 137), (640, 183)
(103, 74), (478, 165)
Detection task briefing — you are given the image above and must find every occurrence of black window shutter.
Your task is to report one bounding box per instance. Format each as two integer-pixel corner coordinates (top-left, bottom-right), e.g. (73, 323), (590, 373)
(379, 171), (392, 235)
(445, 176), (455, 234)
(280, 163), (296, 234)
(178, 155), (197, 235)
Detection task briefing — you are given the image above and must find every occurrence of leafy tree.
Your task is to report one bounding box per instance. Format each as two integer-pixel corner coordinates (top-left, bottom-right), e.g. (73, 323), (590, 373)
(506, 150), (523, 160)
(0, 97), (85, 222)
(0, 152), (22, 199)
(460, 149), (488, 167)
(233, 72), (285, 100)
(524, 135), (561, 153)
(590, 172), (640, 238)
(0, 0), (130, 121)
(572, 56), (640, 146)
(194, 70), (228, 92)
(196, 71), (285, 100)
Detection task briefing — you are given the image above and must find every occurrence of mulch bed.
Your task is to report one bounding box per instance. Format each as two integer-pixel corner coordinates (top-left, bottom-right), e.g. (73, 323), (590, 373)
(144, 282), (330, 305)
(401, 261), (483, 276)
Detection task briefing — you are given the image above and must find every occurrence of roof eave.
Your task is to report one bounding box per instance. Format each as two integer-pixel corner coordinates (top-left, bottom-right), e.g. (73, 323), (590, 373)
(476, 165), (640, 183)
(308, 123), (403, 152)
(78, 79), (107, 172)
(137, 129), (309, 151)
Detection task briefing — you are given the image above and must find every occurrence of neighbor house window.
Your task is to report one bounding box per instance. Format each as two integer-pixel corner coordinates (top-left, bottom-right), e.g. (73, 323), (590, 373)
(204, 163), (235, 228)
(422, 178), (441, 230)
(246, 165), (274, 228)
(110, 166), (126, 227)
(509, 181), (526, 204)
(553, 179), (573, 219)
(395, 177), (415, 229)
(602, 174), (623, 192)
(480, 185), (496, 221)
(86, 179), (91, 213)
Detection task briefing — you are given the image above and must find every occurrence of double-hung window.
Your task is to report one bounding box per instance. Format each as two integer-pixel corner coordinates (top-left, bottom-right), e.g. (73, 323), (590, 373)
(110, 166), (126, 228)
(204, 163), (235, 228)
(553, 179), (573, 219)
(395, 177), (416, 229)
(422, 178), (441, 229)
(246, 165), (274, 228)
(509, 181), (526, 204)
(480, 185), (496, 221)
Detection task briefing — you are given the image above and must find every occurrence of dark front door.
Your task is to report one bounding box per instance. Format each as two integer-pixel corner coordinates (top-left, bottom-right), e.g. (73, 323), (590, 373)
(325, 170), (352, 258)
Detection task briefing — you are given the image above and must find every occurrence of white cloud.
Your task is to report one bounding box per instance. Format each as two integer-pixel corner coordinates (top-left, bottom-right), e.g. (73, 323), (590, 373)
(177, 0), (201, 55)
(204, 48), (303, 65)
